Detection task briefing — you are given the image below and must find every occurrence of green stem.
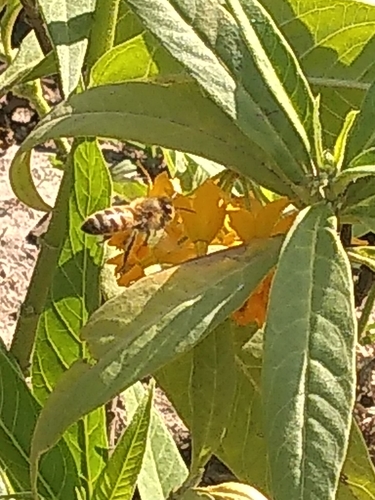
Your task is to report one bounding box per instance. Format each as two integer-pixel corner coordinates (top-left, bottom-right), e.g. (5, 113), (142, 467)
(19, 0), (52, 55)
(10, 157), (73, 373)
(358, 280), (375, 338)
(85, 0), (121, 70)
(168, 467), (205, 500)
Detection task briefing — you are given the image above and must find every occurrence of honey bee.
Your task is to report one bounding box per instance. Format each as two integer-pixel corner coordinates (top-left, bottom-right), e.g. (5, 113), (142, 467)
(81, 196), (176, 271)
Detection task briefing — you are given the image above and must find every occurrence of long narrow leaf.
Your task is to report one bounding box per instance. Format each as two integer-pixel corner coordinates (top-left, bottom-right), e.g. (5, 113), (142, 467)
(124, 382), (188, 500)
(263, 203), (356, 500)
(190, 321), (237, 472)
(38, 0), (95, 96)
(29, 140), (110, 497)
(126, 0), (314, 195)
(30, 235), (283, 462)
(0, 340), (79, 498)
(92, 386), (154, 500)
(10, 82), (302, 212)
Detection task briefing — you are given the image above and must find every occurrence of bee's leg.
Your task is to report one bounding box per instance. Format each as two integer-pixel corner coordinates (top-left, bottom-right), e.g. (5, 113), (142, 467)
(118, 231), (137, 274)
(142, 229), (151, 247)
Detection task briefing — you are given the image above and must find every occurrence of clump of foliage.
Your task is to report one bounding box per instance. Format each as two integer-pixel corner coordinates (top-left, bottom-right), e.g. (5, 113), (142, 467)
(1, 0), (375, 499)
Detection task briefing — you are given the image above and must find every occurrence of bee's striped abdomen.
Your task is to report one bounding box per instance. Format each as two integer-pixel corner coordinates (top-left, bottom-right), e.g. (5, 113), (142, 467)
(81, 207), (134, 235)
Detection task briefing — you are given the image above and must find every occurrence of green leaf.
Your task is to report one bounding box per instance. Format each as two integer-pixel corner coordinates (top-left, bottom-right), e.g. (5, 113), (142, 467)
(174, 153), (225, 194)
(124, 382), (188, 499)
(345, 78), (375, 167)
(11, 82), (305, 200)
(19, 51), (57, 83)
(30, 140), (110, 496)
(0, 339), (79, 498)
(262, 0), (375, 147)
(312, 95), (324, 170)
(112, 180), (148, 201)
(340, 176), (375, 230)
(0, 0), (21, 60)
(9, 149), (52, 219)
(90, 32), (184, 86)
(92, 385), (154, 500)
(332, 165), (375, 197)
(347, 247), (375, 274)
(156, 321), (270, 494)
(0, 34), (55, 94)
(156, 350), (193, 426)
(263, 203), (356, 500)
(333, 110), (359, 172)
(219, 323), (269, 493)
(126, 0), (314, 196)
(90, 34), (157, 85)
(115, 1), (144, 45)
(190, 320), (237, 471)
(38, 0), (95, 97)
(339, 420), (375, 500)
(31, 236), (283, 461)
(227, 0), (313, 162)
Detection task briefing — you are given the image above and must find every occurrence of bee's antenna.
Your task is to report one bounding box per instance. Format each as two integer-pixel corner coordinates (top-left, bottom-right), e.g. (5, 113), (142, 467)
(135, 160), (153, 190)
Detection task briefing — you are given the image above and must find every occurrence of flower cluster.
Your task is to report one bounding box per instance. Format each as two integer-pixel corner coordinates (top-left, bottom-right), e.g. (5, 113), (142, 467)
(106, 173), (297, 326)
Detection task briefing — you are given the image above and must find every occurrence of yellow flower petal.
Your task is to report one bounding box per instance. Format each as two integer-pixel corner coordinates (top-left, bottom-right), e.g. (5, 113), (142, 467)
(228, 208), (256, 243)
(118, 264), (145, 287)
(232, 271), (274, 327)
(254, 198), (290, 238)
(177, 180), (226, 244)
(153, 223), (197, 264)
(149, 172), (175, 197)
(107, 252), (125, 273)
(107, 230), (132, 249)
(229, 198), (293, 242)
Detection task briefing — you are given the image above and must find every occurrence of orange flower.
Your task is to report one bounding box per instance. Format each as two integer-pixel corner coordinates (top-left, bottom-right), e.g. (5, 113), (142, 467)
(228, 198), (292, 243)
(118, 264), (145, 287)
(230, 199), (297, 327)
(153, 220), (197, 264)
(232, 271), (275, 327)
(175, 180), (226, 247)
(104, 175), (296, 290)
(149, 171), (175, 197)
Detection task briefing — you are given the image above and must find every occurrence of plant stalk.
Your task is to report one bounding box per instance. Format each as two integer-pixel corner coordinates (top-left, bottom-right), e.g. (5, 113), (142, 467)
(85, 0), (121, 70)
(10, 156), (73, 373)
(19, 0), (52, 55)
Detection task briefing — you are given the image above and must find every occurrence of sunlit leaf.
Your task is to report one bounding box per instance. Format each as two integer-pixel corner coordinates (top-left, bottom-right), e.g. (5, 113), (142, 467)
(262, 0), (375, 146)
(0, 339), (79, 498)
(38, 0), (95, 97)
(126, 0), (315, 197)
(190, 321), (237, 471)
(9, 150), (52, 212)
(30, 236), (283, 461)
(339, 421), (375, 500)
(92, 385), (153, 500)
(124, 382), (188, 499)
(30, 140), (110, 494)
(11, 82), (303, 200)
(90, 32), (184, 86)
(263, 203), (356, 500)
